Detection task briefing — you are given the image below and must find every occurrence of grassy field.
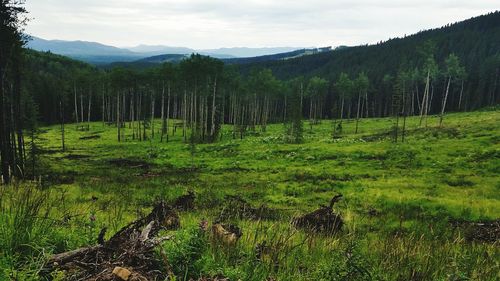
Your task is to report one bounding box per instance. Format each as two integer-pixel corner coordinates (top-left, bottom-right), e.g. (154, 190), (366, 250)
(1, 110), (499, 280)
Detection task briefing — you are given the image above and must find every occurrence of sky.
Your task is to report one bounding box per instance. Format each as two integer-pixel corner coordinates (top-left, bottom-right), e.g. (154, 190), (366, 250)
(24, 0), (498, 49)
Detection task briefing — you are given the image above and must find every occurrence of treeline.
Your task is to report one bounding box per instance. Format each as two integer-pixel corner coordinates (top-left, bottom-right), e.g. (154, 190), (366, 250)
(28, 39), (488, 141)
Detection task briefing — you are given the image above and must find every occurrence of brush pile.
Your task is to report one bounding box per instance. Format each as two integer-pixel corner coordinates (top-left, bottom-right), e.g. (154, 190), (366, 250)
(218, 195), (279, 221)
(451, 219), (500, 243)
(292, 194), (344, 234)
(43, 201), (179, 281)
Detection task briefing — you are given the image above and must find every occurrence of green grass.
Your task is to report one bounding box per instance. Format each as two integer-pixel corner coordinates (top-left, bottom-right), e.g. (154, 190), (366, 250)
(1, 110), (499, 280)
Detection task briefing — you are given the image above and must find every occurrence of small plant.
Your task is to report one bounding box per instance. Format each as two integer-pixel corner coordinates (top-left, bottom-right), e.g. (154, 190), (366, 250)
(163, 227), (208, 279)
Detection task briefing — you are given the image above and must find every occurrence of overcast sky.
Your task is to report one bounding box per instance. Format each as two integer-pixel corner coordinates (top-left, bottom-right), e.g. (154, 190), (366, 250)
(24, 0), (498, 49)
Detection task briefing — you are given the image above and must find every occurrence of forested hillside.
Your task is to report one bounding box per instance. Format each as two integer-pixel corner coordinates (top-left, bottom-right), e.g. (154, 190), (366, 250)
(236, 11), (500, 113)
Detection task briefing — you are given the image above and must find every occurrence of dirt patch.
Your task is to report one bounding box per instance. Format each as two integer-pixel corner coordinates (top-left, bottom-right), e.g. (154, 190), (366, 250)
(108, 158), (150, 169)
(361, 131), (392, 142)
(450, 219), (500, 243)
(292, 195), (344, 234)
(79, 135), (101, 140)
(38, 148), (60, 155)
(62, 154), (90, 160)
(43, 172), (76, 185)
(292, 171), (355, 183)
(218, 166), (252, 173)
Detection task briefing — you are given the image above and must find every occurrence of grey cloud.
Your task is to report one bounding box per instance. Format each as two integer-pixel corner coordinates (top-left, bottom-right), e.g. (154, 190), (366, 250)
(25, 0), (498, 48)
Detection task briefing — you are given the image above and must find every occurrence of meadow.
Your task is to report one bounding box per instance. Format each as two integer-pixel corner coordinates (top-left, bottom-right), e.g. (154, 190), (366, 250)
(1, 109), (499, 280)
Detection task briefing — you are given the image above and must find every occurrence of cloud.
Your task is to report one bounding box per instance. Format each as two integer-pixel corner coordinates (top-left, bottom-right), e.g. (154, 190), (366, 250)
(24, 0), (498, 48)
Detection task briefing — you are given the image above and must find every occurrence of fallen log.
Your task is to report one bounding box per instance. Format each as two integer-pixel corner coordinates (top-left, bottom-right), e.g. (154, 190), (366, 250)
(42, 201), (179, 280)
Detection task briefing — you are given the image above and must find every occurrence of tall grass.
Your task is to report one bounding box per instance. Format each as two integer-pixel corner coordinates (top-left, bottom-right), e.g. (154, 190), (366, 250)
(0, 183), (54, 278)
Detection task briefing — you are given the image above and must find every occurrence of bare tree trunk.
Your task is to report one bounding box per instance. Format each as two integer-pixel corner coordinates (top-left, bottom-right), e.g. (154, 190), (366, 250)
(183, 89), (187, 142)
(60, 101), (65, 151)
(458, 79), (464, 111)
(151, 93), (155, 139)
(131, 94), (135, 140)
(74, 83), (79, 124)
(117, 93), (121, 142)
(87, 90), (92, 130)
(415, 84), (421, 115)
(80, 93), (84, 128)
(355, 91), (361, 134)
(439, 76), (452, 127)
(102, 84), (105, 126)
(138, 92), (142, 141)
(365, 92), (369, 118)
(300, 82), (303, 115)
(160, 83), (165, 142)
(210, 76), (217, 139)
(166, 83), (171, 142)
(340, 96), (345, 124)
(419, 70), (430, 126)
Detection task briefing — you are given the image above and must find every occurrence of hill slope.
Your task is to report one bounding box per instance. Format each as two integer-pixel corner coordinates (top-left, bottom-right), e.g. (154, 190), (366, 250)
(235, 11), (500, 110)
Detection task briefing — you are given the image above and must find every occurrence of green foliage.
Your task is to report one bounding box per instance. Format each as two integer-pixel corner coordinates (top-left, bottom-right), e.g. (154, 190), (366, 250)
(162, 227), (208, 279)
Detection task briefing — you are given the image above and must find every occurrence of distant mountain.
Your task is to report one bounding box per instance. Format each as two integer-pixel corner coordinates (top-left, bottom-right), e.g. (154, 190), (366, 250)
(27, 36), (133, 56)
(125, 46), (300, 58)
(26, 36), (303, 64)
(200, 47), (302, 58)
(125, 45), (195, 56)
(223, 47), (333, 65)
(26, 36), (144, 64)
(125, 46), (237, 59)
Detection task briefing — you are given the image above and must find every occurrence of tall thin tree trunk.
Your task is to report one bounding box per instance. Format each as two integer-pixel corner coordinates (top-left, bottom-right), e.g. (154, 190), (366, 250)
(87, 91), (92, 130)
(355, 91), (361, 134)
(166, 83), (171, 142)
(74, 83), (79, 124)
(151, 93), (155, 138)
(439, 76), (452, 127)
(419, 70), (430, 126)
(210, 76), (217, 139)
(117, 93), (121, 142)
(161, 82), (165, 142)
(80, 93), (84, 127)
(60, 101), (65, 151)
(458, 80), (464, 111)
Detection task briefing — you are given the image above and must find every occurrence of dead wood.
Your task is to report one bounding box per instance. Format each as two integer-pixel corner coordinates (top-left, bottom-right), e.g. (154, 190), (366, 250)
(79, 135), (101, 140)
(43, 201), (179, 280)
(211, 223), (242, 247)
(173, 191), (195, 211)
(292, 194), (344, 234)
(217, 195), (280, 221)
(450, 219), (500, 243)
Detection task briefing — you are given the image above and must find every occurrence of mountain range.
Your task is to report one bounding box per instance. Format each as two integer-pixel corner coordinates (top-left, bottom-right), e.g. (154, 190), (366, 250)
(26, 36), (302, 64)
